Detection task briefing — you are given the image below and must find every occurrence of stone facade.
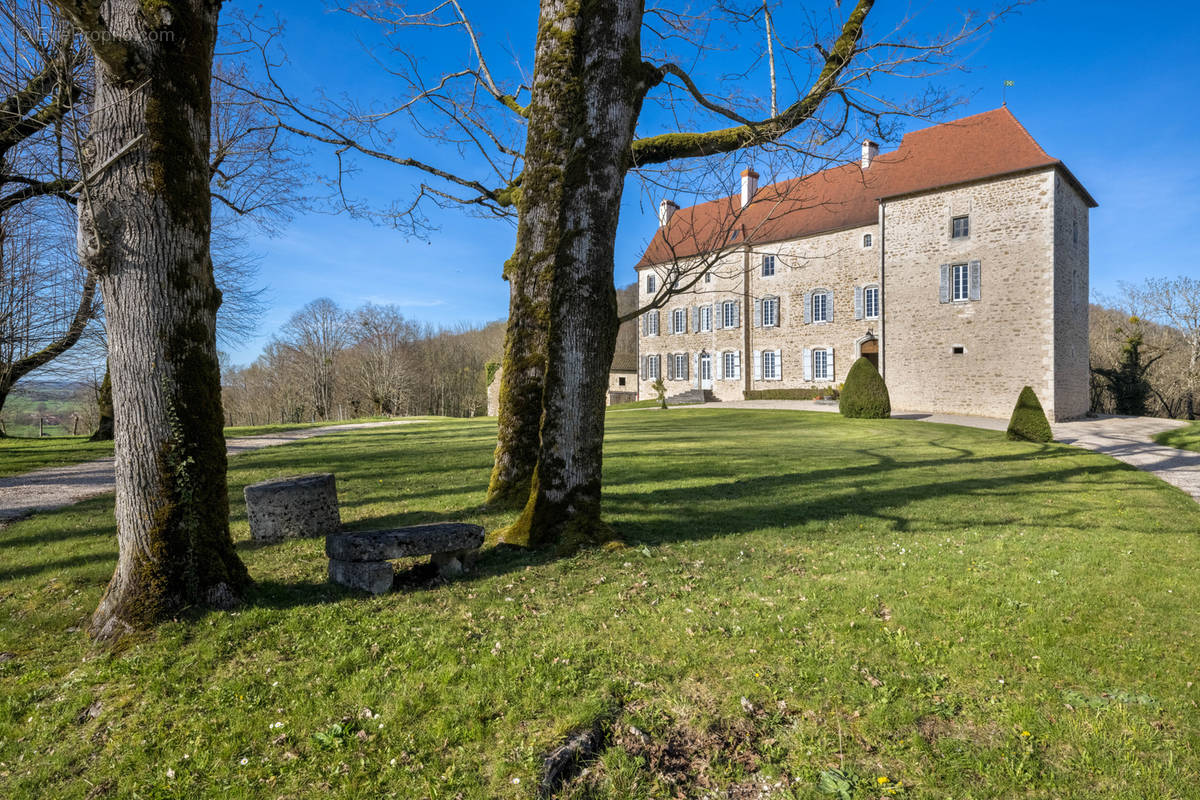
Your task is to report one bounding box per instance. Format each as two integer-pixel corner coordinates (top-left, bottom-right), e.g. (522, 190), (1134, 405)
(635, 113), (1095, 421)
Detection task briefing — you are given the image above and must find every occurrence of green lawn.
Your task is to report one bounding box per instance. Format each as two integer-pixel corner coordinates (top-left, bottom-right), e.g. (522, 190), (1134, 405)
(1, 410), (1197, 799)
(1155, 421), (1200, 453)
(0, 436), (114, 478)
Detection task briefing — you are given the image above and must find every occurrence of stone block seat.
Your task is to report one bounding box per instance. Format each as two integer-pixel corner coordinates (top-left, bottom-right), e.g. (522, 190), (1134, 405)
(244, 473), (341, 543)
(326, 523), (485, 594)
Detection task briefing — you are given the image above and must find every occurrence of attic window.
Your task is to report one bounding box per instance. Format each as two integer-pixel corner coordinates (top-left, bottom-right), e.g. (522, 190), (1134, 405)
(951, 345), (965, 355)
(730, 229), (740, 241)
(863, 233), (873, 248)
(951, 215), (970, 239)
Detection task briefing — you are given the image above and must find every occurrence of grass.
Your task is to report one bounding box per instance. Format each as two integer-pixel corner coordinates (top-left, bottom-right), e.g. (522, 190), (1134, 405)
(1, 409), (1198, 799)
(1154, 421), (1200, 453)
(0, 417), (407, 477)
(0, 436), (114, 478)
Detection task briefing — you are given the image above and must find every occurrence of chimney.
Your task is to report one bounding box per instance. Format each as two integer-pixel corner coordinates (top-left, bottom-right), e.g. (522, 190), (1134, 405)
(861, 139), (879, 169)
(657, 198), (679, 228)
(740, 167), (759, 208)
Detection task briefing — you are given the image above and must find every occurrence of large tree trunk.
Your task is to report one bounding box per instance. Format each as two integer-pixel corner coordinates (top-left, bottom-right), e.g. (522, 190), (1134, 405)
(69, 0), (249, 640)
(90, 363), (113, 441)
(498, 0), (649, 548)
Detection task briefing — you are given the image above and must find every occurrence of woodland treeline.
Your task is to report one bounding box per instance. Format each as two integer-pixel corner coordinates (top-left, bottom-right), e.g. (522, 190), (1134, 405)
(220, 299), (504, 425)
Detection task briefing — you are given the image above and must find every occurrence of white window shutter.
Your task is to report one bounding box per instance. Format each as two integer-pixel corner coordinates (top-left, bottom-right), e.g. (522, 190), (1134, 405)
(682, 309), (689, 334)
(939, 264), (950, 303)
(827, 348), (835, 381)
(640, 355), (647, 380)
(773, 349), (782, 380)
(641, 314), (648, 336)
(734, 350), (742, 380)
(683, 352), (690, 380)
(803, 291), (813, 324)
(714, 302), (723, 330)
(713, 350), (722, 380)
(734, 301), (741, 328)
(854, 286), (864, 320)
(828, 290), (835, 323)
(754, 298), (762, 328)
(667, 353), (674, 380)
(802, 347), (812, 381)
(753, 350), (762, 380)
(969, 260), (982, 301)
(692, 306), (699, 331)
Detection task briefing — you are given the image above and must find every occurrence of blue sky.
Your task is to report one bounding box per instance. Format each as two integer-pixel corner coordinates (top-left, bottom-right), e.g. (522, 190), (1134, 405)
(225, 1), (1200, 364)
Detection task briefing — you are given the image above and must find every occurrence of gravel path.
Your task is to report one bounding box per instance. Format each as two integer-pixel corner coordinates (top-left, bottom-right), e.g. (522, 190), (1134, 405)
(0, 420), (423, 522)
(685, 400), (1200, 502)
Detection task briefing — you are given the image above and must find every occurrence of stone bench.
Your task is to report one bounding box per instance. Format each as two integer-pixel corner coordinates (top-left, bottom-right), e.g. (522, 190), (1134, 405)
(326, 522), (485, 594)
(244, 473), (341, 543)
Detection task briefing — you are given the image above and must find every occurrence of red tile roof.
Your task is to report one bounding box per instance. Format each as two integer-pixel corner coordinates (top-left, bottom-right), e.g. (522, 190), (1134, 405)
(636, 107), (1096, 268)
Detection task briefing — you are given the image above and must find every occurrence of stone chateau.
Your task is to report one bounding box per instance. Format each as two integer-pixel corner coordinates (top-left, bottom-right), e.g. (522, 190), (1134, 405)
(635, 108), (1096, 421)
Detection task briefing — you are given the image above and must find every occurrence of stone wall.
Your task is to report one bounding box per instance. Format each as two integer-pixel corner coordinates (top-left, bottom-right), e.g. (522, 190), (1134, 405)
(1052, 173), (1091, 420)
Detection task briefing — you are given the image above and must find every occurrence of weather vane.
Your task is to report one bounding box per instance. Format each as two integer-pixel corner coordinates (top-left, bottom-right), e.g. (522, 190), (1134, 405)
(1003, 79), (1015, 106)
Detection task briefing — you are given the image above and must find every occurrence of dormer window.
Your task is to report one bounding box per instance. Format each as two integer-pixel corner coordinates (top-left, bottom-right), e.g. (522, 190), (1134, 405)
(951, 215), (970, 239)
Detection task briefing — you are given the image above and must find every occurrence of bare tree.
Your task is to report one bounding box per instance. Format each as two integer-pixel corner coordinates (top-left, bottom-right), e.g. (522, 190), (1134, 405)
(1121, 277), (1200, 419)
(275, 298), (350, 419)
(47, 0), (250, 639)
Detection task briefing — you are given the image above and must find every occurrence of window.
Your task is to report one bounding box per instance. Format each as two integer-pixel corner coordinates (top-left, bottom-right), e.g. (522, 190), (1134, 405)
(813, 348), (830, 381)
(761, 255), (775, 277)
(674, 353), (687, 380)
(863, 233), (873, 248)
(647, 354), (660, 380)
(646, 274), (656, 293)
(762, 296), (778, 327)
(762, 350), (778, 380)
(700, 304), (712, 332)
(704, 271), (712, 284)
(618, 376), (627, 386)
(722, 300), (737, 328)
(811, 291), (830, 323)
(672, 308), (687, 334)
(951, 215), (970, 239)
(864, 286), (880, 319)
(723, 350), (739, 379)
(646, 309), (659, 335)
(952, 263), (969, 301)
(951, 346), (965, 355)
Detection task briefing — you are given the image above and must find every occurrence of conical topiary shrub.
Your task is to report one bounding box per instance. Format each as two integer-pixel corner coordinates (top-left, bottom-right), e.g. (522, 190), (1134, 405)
(1006, 386), (1053, 442)
(839, 357), (891, 419)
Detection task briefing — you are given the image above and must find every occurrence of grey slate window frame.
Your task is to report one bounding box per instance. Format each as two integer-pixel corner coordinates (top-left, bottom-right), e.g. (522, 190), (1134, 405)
(951, 215), (970, 239)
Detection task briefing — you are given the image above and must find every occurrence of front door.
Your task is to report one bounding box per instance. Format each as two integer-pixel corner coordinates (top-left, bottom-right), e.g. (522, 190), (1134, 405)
(860, 338), (879, 370)
(699, 353), (713, 390)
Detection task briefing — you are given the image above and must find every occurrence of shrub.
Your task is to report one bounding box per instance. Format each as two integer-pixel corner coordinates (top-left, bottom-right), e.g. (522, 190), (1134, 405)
(744, 388), (824, 401)
(839, 357), (891, 418)
(1006, 386), (1053, 442)
(651, 378), (667, 409)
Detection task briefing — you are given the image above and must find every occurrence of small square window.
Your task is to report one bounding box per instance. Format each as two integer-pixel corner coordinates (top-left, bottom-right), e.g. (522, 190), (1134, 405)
(761, 255), (775, 277)
(862, 233), (873, 248)
(951, 215), (970, 239)
(951, 345), (965, 355)
(618, 376), (626, 386)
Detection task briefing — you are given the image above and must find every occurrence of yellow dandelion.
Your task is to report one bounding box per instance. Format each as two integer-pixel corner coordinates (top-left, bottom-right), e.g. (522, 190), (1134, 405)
(877, 776), (890, 784)
(1021, 730), (1031, 737)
